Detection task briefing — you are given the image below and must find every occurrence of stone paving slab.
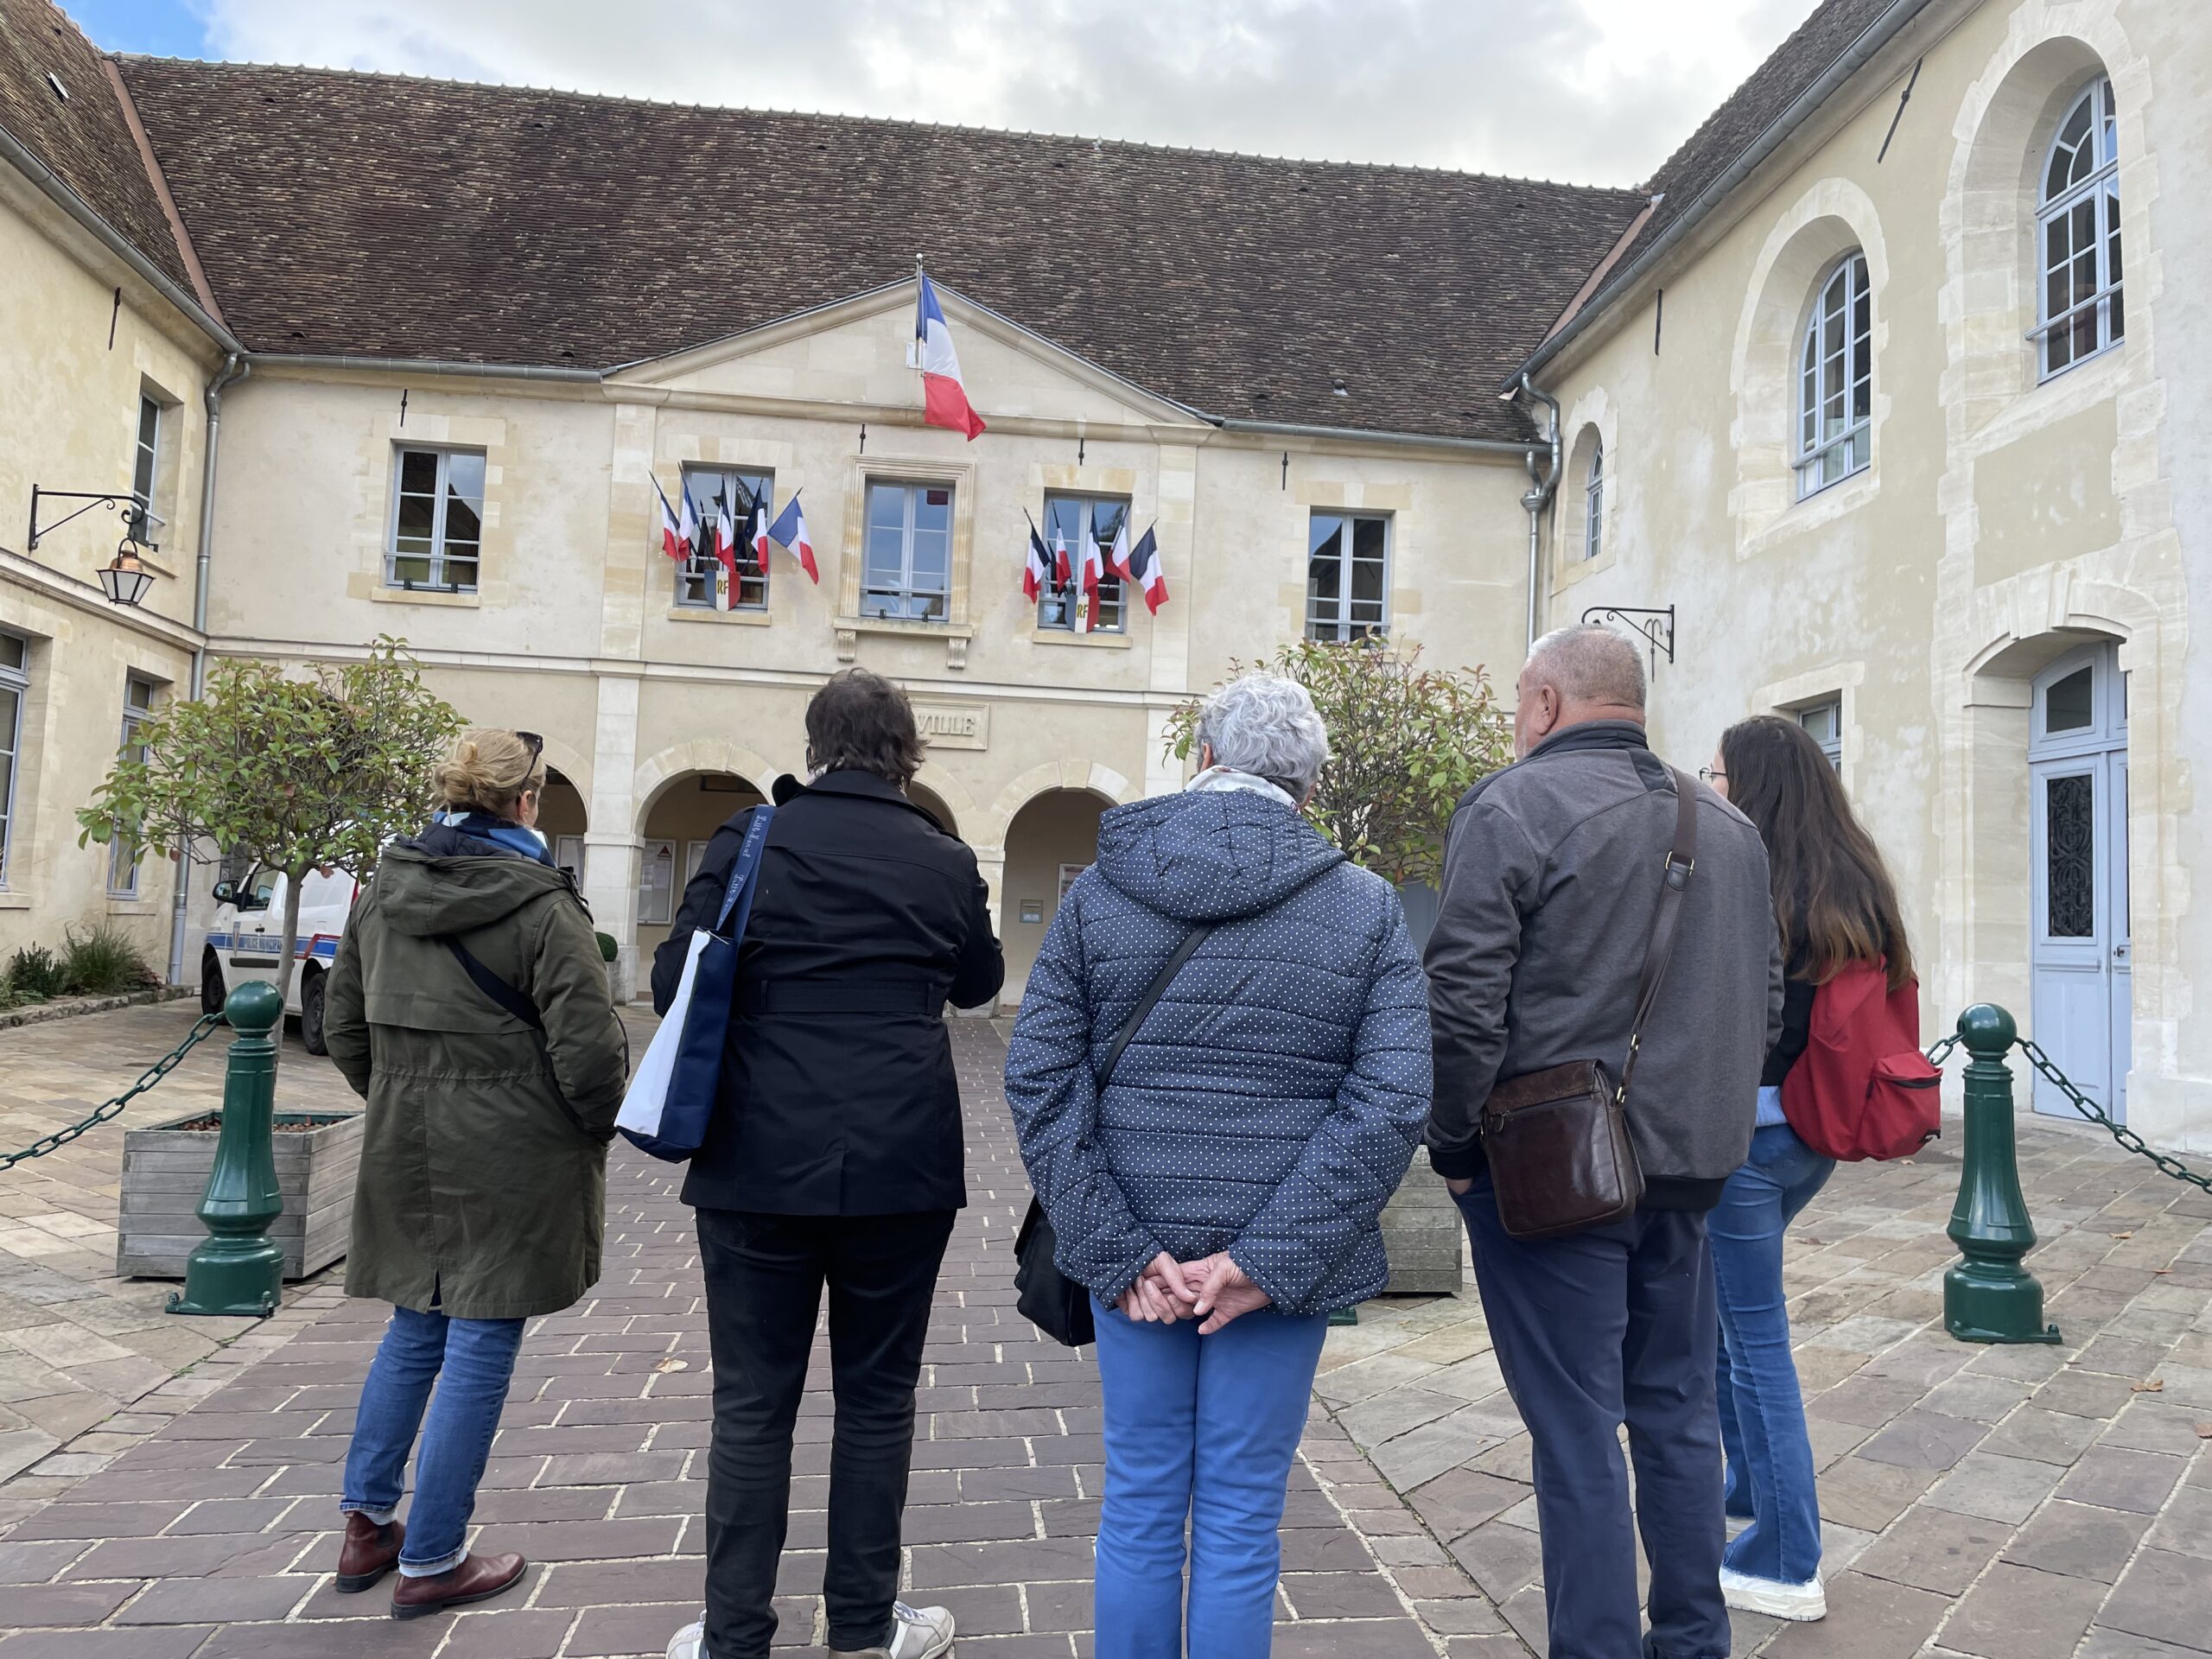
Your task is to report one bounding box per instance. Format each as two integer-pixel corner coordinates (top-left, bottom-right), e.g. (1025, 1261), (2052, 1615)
(0, 1018), (1438, 1656)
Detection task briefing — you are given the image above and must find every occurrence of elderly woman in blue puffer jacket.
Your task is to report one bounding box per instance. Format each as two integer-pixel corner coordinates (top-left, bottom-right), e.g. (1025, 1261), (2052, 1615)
(1004, 671), (1432, 1659)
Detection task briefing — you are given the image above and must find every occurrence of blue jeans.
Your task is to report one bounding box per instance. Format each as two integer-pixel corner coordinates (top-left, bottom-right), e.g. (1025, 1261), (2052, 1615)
(1090, 1294), (1329, 1659)
(340, 1305), (526, 1576)
(1711, 1122), (1835, 1586)
(1455, 1177), (1728, 1659)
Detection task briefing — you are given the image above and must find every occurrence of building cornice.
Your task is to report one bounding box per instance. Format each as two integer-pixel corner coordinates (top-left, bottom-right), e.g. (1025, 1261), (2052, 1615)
(0, 546), (204, 652)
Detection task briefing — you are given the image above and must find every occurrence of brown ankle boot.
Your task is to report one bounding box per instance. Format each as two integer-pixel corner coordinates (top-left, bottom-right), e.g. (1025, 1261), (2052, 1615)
(388, 1549), (527, 1620)
(334, 1512), (404, 1592)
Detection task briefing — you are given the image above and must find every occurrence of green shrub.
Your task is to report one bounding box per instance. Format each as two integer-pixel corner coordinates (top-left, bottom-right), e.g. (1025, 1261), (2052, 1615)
(596, 931), (619, 963)
(7, 944), (67, 1001)
(60, 921), (159, 996)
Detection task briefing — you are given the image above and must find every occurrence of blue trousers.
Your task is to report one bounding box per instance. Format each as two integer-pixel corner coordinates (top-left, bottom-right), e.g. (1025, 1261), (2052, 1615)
(340, 1305), (525, 1575)
(1711, 1123), (1834, 1585)
(1090, 1294), (1330, 1659)
(1457, 1177), (1729, 1659)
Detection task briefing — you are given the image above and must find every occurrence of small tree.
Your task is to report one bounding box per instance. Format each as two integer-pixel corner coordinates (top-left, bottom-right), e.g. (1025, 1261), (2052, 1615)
(79, 639), (461, 1012)
(1163, 640), (1512, 889)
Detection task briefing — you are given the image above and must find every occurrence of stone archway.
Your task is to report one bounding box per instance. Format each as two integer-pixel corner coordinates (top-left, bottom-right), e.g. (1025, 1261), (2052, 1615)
(1000, 786), (1117, 1000)
(633, 768), (767, 960)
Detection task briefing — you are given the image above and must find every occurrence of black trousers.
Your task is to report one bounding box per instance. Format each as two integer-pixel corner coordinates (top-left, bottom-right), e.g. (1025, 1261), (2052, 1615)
(695, 1206), (956, 1659)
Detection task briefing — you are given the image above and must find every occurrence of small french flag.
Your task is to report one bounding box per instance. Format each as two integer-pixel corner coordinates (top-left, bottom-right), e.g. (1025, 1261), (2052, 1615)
(766, 493), (817, 584)
(653, 477), (686, 561)
(914, 271), (987, 441)
(711, 486), (740, 600)
(1022, 521), (1052, 601)
(1122, 525), (1168, 613)
(1050, 526), (1073, 585)
(677, 486), (701, 563)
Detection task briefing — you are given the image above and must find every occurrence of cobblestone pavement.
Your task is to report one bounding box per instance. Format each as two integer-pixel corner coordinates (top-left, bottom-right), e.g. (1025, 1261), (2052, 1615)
(0, 1015), (1441, 1658)
(3, 1003), (2210, 1658)
(1315, 1116), (2212, 1659)
(0, 1003), (348, 1497)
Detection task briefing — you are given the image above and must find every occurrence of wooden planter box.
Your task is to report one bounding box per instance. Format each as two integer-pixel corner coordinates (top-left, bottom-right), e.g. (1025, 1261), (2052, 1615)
(117, 1109), (363, 1281)
(1381, 1146), (1465, 1294)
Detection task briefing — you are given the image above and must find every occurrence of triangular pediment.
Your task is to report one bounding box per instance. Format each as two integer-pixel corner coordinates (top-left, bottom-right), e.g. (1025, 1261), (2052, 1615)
(607, 282), (1207, 430)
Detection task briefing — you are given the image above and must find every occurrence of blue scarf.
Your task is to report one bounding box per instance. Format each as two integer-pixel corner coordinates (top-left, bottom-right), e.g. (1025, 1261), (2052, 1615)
(434, 810), (556, 868)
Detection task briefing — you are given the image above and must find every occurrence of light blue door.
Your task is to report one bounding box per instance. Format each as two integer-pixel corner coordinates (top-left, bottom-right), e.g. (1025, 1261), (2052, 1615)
(2028, 643), (2129, 1122)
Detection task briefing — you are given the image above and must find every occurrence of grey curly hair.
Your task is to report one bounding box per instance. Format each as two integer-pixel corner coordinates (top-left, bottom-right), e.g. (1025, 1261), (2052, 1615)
(1196, 672), (1332, 798)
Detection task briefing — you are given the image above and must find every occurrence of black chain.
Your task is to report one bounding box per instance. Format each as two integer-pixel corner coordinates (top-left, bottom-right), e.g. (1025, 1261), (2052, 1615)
(0, 1013), (225, 1173)
(1924, 1032), (1965, 1071)
(2012, 1037), (2212, 1194)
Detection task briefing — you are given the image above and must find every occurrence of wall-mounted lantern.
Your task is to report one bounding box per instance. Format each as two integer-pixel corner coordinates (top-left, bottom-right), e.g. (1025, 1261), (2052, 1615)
(26, 485), (162, 608)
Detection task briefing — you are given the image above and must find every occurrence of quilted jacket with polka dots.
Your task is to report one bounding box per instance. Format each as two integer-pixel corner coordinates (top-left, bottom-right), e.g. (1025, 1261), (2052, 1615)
(1003, 787), (1433, 1317)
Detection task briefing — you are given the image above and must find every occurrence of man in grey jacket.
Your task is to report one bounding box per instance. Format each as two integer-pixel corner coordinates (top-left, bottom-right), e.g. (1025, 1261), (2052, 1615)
(1426, 626), (1782, 1659)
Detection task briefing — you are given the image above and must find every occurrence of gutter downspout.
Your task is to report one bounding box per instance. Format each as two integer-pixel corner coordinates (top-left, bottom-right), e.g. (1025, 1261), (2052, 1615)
(1517, 372), (1562, 651)
(168, 353), (247, 988)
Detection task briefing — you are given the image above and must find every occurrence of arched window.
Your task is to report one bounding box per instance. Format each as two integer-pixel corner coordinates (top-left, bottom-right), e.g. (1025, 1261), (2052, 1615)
(1583, 439), (1604, 563)
(1796, 252), (1871, 499)
(2037, 78), (2122, 378)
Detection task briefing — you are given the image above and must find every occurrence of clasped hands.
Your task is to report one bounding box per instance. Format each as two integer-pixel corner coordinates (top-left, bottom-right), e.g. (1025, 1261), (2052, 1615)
(1116, 1250), (1270, 1334)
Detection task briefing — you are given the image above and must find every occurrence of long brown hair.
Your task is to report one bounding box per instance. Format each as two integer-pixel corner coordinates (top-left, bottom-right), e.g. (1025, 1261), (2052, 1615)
(1719, 715), (1913, 990)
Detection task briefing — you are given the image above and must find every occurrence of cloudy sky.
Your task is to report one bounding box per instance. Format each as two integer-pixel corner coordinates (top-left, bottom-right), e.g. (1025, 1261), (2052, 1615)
(68, 0), (1816, 188)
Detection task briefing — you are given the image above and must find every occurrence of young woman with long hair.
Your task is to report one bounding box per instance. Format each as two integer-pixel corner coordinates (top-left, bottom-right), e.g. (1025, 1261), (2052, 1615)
(1701, 714), (1914, 1624)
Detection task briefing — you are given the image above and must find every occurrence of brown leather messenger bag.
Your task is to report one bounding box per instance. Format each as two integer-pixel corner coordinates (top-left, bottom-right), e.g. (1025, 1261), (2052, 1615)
(1477, 766), (1700, 1241)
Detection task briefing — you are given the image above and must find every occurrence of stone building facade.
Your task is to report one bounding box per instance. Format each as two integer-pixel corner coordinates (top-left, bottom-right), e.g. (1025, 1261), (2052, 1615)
(3, 0), (2209, 1150)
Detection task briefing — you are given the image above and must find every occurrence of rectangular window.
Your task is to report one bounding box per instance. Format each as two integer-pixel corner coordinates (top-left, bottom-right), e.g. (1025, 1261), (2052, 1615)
(1037, 493), (1128, 633)
(108, 673), (159, 896)
(1306, 512), (1389, 641)
(553, 835), (586, 887)
(677, 467), (773, 611)
(0, 632), (26, 890)
(386, 447), (486, 592)
(861, 481), (952, 621)
(131, 395), (163, 534)
(1797, 699), (1843, 771)
(638, 838), (677, 926)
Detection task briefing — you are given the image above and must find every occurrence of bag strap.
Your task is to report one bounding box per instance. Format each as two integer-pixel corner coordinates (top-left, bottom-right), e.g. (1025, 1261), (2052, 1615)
(1618, 766), (1700, 1103)
(1096, 924), (1216, 1091)
(443, 938), (543, 1030)
(713, 805), (777, 936)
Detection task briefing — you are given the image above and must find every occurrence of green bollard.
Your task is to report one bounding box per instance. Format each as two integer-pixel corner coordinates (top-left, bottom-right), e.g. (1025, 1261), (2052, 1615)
(1943, 1004), (2060, 1344)
(168, 980), (286, 1319)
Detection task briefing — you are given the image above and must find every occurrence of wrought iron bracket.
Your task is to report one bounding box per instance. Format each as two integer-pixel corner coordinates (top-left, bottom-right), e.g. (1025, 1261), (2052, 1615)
(1582, 604), (1676, 674)
(27, 485), (157, 554)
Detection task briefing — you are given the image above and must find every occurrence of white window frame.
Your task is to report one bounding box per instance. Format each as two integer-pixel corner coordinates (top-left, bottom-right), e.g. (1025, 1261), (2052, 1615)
(1796, 252), (1872, 499)
(131, 394), (165, 534)
(1306, 511), (1391, 642)
(638, 838), (677, 926)
(1037, 493), (1129, 634)
(385, 446), (486, 593)
(861, 480), (953, 622)
(107, 673), (158, 897)
(2034, 79), (2123, 381)
(1583, 441), (1605, 563)
(0, 632), (27, 891)
(1796, 698), (1843, 772)
(677, 466), (773, 611)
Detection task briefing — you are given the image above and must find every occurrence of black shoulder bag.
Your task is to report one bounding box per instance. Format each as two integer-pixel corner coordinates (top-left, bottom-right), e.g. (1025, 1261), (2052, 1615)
(1014, 924), (1215, 1347)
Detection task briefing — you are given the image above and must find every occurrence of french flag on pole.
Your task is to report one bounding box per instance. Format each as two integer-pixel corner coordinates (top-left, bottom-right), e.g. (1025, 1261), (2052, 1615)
(766, 493), (817, 584)
(1022, 519), (1052, 601)
(653, 477), (686, 561)
(915, 270), (987, 441)
(1120, 525), (1169, 613)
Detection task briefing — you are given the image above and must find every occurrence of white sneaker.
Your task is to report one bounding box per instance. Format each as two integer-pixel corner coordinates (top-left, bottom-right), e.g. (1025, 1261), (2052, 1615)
(1719, 1567), (1827, 1622)
(831, 1600), (957, 1658)
(664, 1619), (705, 1659)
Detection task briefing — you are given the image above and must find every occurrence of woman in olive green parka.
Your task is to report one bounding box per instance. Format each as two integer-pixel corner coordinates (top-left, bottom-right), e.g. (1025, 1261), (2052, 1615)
(321, 729), (627, 1620)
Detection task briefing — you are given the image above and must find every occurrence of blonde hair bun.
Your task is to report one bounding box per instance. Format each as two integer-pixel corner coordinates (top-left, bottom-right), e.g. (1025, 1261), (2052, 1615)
(435, 728), (546, 816)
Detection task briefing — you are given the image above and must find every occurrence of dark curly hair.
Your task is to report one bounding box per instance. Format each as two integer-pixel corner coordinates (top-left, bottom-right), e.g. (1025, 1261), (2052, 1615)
(804, 669), (926, 789)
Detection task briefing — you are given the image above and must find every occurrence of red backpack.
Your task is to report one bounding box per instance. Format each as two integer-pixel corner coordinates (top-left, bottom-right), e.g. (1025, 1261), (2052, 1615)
(1780, 962), (1942, 1161)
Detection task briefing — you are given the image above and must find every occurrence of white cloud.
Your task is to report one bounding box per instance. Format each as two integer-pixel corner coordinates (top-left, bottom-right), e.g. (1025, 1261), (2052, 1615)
(193, 0), (1810, 187)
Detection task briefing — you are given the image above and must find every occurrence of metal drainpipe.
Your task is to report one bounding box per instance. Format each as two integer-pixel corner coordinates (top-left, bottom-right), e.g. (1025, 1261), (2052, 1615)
(1517, 372), (1563, 650)
(168, 353), (248, 988)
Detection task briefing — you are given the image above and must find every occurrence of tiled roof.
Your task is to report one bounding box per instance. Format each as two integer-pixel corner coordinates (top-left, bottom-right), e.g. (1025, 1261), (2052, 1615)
(0, 0), (188, 289)
(1571, 0), (1918, 328)
(113, 57), (1647, 442)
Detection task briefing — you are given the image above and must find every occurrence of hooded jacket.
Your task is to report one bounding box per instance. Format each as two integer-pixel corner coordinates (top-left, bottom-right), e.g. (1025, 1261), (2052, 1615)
(1002, 789), (1431, 1318)
(324, 822), (629, 1319)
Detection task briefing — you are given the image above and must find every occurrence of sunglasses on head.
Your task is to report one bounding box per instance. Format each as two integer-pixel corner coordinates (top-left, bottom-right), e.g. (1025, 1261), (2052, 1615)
(516, 731), (544, 766)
